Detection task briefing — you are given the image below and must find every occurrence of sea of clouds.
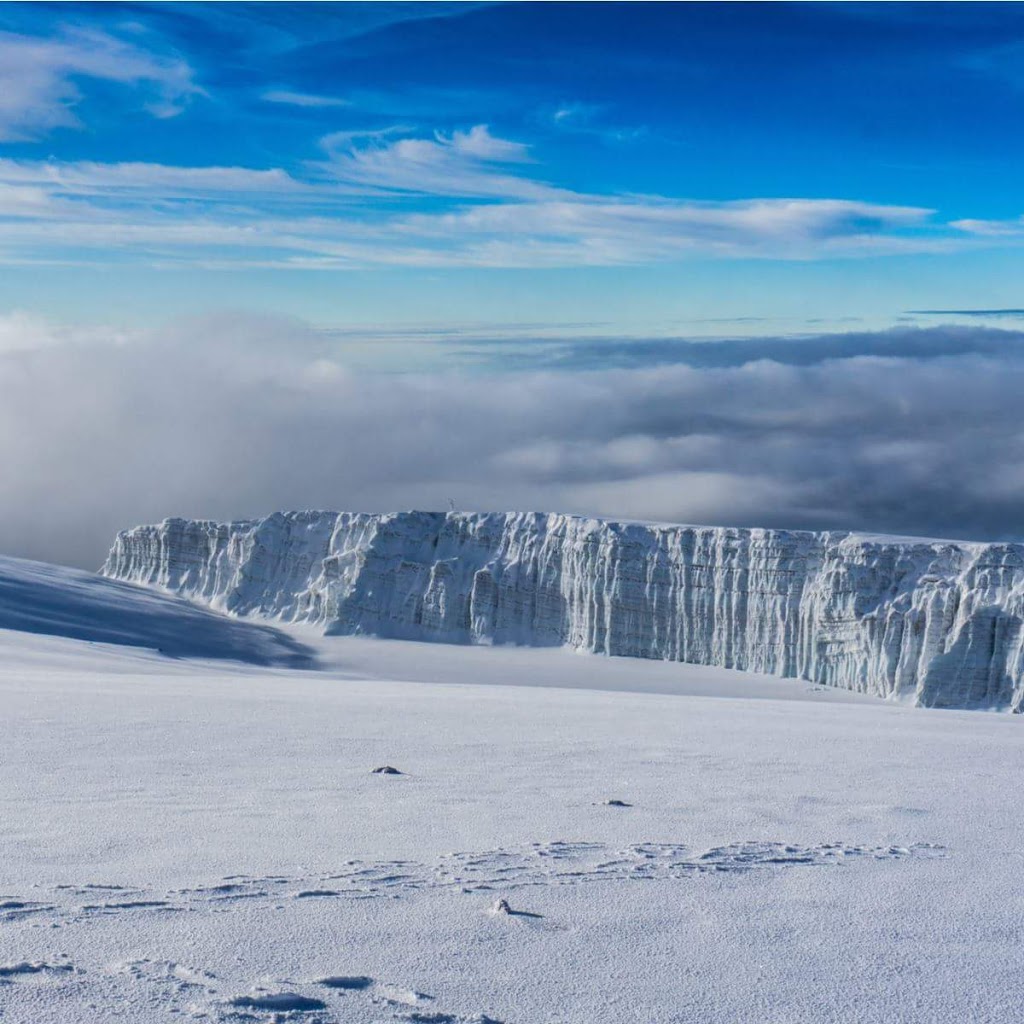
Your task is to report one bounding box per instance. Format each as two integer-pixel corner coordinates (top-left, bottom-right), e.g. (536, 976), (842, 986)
(3, 311), (1023, 568)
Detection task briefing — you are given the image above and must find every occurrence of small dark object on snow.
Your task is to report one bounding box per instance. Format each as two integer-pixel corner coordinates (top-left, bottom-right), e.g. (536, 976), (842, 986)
(491, 897), (543, 919)
(604, 799), (631, 807)
(371, 765), (403, 775)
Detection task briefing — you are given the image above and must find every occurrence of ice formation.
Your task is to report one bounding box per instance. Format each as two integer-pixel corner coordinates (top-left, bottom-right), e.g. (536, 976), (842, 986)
(101, 510), (1024, 709)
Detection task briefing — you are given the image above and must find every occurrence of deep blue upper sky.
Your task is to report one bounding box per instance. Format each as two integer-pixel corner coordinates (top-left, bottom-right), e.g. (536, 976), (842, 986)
(3, 1), (1024, 337)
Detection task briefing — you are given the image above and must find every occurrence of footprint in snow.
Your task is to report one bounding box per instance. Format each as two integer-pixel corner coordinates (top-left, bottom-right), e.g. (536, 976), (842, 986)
(399, 1014), (507, 1024)
(317, 974), (374, 990)
(376, 982), (435, 1006)
(228, 992), (328, 1011)
(0, 960), (74, 980)
(401, 1015), (506, 1024)
(0, 899), (57, 921)
(0, 838), (946, 942)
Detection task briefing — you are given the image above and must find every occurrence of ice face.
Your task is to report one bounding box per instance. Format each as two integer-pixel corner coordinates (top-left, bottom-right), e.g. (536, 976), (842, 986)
(101, 510), (1024, 710)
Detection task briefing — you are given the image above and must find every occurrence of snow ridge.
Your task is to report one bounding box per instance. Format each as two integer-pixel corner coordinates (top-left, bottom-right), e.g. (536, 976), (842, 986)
(101, 510), (1024, 709)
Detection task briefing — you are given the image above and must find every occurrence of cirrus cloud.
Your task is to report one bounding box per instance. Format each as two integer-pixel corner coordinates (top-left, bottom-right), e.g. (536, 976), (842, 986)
(0, 26), (198, 140)
(0, 125), (964, 270)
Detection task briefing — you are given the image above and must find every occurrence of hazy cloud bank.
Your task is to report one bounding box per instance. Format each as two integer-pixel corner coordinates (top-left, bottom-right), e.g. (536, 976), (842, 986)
(4, 314), (1024, 568)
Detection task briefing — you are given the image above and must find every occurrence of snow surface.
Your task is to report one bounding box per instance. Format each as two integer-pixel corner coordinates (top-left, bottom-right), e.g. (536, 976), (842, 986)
(2, 554), (1024, 1022)
(0, 553), (312, 667)
(105, 509), (1024, 709)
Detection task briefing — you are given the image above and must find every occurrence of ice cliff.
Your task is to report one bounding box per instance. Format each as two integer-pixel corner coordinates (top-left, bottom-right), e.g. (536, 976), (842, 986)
(101, 510), (1024, 710)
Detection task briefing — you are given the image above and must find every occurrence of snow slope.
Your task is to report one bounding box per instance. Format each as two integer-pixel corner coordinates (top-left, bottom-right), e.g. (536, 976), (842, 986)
(104, 509), (1024, 709)
(0, 553), (313, 666)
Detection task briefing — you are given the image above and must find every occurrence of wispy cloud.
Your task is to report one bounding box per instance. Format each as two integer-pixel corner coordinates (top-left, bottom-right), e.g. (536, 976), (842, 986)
(950, 216), (1024, 238)
(395, 196), (938, 265)
(319, 124), (550, 199)
(0, 125), (1000, 269)
(318, 125), (417, 151)
(0, 158), (306, 197)
(262, 89), (350, 109)
(0, 27), (198, 140)
(546, 101), (648, 144)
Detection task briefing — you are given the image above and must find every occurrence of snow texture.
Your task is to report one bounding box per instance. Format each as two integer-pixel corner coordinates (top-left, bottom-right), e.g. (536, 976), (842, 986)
(103, 510), (1024, 709)
(0, 611), (1017, 1024)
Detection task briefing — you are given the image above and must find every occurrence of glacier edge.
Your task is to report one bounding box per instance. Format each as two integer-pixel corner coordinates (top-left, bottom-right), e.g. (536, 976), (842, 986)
(100, 510), (1024, 711)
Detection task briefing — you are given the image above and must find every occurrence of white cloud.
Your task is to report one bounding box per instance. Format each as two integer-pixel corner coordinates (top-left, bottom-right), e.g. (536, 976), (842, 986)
(318, 125), (417, 152)
(0, 181), (59, 218)
(0, 158), (306, 197)
(262, 89), (350, 109)
(0, 127), (992, 268)
(395, 196), (936, 264)
(950, 216), (1024, 237)
(0, 310), (136, 353)
(0, 27), (197, 140)
(320, 124), (558, 199)
(4, 315), (1024, 568)
(445, 124), (532, 162)
(0, 310), (70, 352)
(553, 104), (590, 123)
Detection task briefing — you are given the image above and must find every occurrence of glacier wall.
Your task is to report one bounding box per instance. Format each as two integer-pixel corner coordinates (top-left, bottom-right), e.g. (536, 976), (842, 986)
(101, 510), (1024, 710)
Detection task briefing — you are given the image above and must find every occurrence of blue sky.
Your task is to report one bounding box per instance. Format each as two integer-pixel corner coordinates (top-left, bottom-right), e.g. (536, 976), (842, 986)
(4, 1), (1024, 337)
(13, 2), (1024, 563)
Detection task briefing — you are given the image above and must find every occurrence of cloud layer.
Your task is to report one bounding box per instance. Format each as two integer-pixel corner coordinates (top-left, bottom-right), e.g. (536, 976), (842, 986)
(0, 123), (977, 271)
(4, 313), (1024, 568)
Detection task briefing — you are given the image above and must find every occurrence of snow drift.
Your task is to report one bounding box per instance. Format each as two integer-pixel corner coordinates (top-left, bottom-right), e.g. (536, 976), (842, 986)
(101, 510), (1024, 709)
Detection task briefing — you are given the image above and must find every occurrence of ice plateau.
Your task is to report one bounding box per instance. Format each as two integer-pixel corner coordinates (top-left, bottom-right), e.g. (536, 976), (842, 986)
(101, 510), (1024, 710)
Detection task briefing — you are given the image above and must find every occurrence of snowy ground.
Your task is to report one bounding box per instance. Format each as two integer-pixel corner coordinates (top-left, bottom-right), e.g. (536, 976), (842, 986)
(1, 558), (1023, 1022)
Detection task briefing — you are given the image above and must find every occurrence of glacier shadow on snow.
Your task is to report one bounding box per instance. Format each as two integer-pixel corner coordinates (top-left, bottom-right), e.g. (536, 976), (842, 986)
(0, 556), (315, 668)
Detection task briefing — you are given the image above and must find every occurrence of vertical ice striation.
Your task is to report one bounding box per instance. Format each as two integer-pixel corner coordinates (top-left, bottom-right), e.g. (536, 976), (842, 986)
(101, 510), (1024, 710)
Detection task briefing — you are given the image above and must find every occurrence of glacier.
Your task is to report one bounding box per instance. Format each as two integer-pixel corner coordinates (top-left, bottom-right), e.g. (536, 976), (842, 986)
(100, 510), (1024, 710)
